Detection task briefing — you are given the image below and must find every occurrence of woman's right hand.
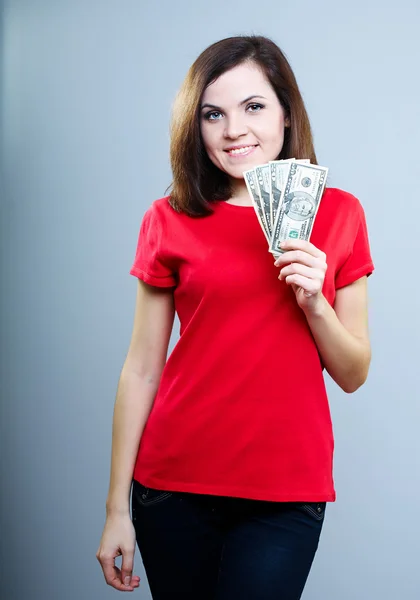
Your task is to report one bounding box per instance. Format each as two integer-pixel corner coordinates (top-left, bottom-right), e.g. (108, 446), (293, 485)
(96, 513), (141, 592)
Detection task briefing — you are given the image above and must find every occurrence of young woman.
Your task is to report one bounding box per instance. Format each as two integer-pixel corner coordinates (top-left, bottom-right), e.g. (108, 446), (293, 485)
(97, 35), (374, 600)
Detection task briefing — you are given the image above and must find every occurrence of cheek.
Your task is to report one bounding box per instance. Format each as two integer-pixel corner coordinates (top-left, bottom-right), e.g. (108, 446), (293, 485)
(265, 118), (286, 150)
(202, 132), (224, 166)
(201, 124), (217, 153)
(272, 115), (286, 138)
(254, 112), (285, 144)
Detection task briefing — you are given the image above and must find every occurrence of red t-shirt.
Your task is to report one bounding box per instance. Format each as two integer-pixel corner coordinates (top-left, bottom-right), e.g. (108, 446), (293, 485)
(129, 187), (374, 502)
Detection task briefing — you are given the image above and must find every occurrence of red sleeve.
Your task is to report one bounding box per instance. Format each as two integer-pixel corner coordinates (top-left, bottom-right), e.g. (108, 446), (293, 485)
(130, 204), (177, 287)
(335, 203), (374, 290)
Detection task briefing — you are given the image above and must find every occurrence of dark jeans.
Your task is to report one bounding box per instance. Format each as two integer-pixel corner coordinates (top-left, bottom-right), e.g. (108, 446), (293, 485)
(131, 479), (326, 600)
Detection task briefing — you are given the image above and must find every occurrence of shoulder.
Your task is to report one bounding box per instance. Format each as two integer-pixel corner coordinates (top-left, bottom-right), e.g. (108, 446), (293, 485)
(147, 195), (182, 223)
(150, 195), (172, 209)
(146, 195), (171, 217)
(142, 196), (189, 247)
(322, 187), (365, 215)
(140, 196), (175, 231)
(318, 187), (367, 232)
(312, 186), (369, 254)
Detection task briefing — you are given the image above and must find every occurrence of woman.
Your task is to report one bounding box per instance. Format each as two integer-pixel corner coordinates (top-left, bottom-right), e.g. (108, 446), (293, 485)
(96, 35), (374, 599)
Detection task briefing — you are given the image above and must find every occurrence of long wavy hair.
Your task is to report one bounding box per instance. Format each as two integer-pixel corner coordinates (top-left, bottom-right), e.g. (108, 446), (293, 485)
(167, 35), (318, 217)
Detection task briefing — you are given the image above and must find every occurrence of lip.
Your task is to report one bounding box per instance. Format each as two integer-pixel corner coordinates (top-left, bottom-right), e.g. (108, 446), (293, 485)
(224, 144), (259, 157)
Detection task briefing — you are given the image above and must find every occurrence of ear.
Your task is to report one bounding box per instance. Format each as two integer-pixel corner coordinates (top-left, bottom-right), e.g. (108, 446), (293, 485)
(284, 116), (291, 128)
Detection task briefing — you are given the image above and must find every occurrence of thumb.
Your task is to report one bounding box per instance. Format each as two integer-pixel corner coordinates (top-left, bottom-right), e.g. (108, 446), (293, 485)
(121, 551), (134, 587)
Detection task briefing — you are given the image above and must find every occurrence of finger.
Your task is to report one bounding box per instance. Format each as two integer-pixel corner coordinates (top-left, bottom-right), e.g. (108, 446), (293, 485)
(284, 274), (320, 294)
(110, 565), (139, 591)
(99, 556), (138, 592)
(98, 554), (116, 584)
(275, 251), (320, 269)
(280, 263), (324, 281)
(280, 239), (325, 257)
(121, 551), (135, 588)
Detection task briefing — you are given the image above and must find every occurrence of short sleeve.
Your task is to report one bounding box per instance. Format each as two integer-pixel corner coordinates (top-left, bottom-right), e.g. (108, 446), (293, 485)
(335, 203), (374, 290)
(130, 204), (177, 287)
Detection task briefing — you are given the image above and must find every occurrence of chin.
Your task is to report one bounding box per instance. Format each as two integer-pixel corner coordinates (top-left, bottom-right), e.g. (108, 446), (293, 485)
(223, 163), (254, 175)
(224, 171), (245, 181)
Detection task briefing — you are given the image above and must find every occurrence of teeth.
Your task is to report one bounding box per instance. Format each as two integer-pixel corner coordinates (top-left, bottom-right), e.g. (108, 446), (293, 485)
(229, 145), (255, 155)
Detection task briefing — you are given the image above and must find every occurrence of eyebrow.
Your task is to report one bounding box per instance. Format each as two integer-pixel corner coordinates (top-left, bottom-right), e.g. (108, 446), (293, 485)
(200, 95), (267, 111)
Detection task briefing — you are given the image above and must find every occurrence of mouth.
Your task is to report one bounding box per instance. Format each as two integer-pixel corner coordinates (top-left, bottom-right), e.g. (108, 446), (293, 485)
(224, 144), (259, 157)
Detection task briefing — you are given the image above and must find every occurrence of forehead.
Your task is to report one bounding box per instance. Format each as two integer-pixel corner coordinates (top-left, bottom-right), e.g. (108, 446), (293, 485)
(201, 63), (274, 103)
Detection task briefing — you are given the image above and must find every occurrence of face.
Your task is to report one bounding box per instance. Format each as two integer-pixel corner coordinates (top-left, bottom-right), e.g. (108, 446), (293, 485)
(200, 62), (290, 182)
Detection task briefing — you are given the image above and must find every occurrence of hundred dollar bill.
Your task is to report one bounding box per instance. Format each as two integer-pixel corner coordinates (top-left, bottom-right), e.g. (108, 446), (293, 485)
(244, 168), (270, 243)
(254, 164), (273, 237)
(269, 159), (310, 229)
(269, 162), (328, 255)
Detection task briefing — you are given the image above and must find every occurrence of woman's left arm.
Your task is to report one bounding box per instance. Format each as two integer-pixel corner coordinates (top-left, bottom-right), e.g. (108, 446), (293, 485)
(274, 239), (371, 394)
(303, 278), (371, 393)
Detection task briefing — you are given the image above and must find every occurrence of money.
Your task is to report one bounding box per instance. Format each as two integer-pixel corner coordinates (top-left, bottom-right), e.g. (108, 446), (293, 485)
(254, 164), (272, 236)
(243, 159), (328, 255)
(269, 159), (311, 228)
(268, 162), (328, 255)
(269, 160), (293, 230)
(244, 169), (270, 242)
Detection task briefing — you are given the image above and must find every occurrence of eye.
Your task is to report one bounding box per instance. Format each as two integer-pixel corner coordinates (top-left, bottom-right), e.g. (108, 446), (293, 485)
(203, 110), (223, 121)
(247, 103), (264, 112)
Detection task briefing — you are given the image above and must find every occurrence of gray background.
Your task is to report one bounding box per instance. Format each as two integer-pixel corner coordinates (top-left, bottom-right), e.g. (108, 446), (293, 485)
(1, 1), (418, 598)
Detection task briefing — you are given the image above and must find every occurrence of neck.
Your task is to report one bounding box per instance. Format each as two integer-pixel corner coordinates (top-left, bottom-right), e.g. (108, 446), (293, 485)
(229, 177), (252, 206)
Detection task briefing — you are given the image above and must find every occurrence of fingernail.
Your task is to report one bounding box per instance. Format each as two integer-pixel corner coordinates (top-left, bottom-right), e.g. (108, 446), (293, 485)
(124, 576), (131, 586)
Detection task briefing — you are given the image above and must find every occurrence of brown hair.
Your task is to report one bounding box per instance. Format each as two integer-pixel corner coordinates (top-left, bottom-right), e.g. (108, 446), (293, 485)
(167, 35), (318, 217)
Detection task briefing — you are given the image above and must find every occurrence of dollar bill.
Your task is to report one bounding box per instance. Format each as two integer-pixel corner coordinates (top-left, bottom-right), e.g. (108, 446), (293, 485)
(269, 159), (311, 229)
(244, 169), (270, 243)
(254, 164), (272, 237)
(269, 160), (292, 230)
(269, 162), (328, 255)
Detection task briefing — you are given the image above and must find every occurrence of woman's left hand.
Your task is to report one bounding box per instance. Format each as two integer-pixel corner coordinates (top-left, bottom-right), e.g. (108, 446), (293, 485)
(274, 239), (328, 315)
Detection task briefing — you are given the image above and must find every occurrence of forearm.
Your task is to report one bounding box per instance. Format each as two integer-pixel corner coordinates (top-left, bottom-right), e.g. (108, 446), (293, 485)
(105, 367), (158, 516)
(304, 296), (371, 393)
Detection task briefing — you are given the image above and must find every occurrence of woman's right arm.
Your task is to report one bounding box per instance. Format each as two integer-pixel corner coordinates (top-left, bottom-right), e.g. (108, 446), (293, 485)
(96, 278), (175, 592)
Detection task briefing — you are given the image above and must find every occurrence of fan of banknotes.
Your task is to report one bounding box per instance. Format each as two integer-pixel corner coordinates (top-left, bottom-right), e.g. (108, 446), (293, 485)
(244, 160), (329, 257)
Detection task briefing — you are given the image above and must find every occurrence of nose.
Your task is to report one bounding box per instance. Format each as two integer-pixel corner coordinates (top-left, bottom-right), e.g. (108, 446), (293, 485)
(223, 113), (248, 139)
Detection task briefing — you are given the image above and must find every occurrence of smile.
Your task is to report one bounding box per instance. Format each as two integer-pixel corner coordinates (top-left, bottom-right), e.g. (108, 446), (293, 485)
(225, 145), (258, 157)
